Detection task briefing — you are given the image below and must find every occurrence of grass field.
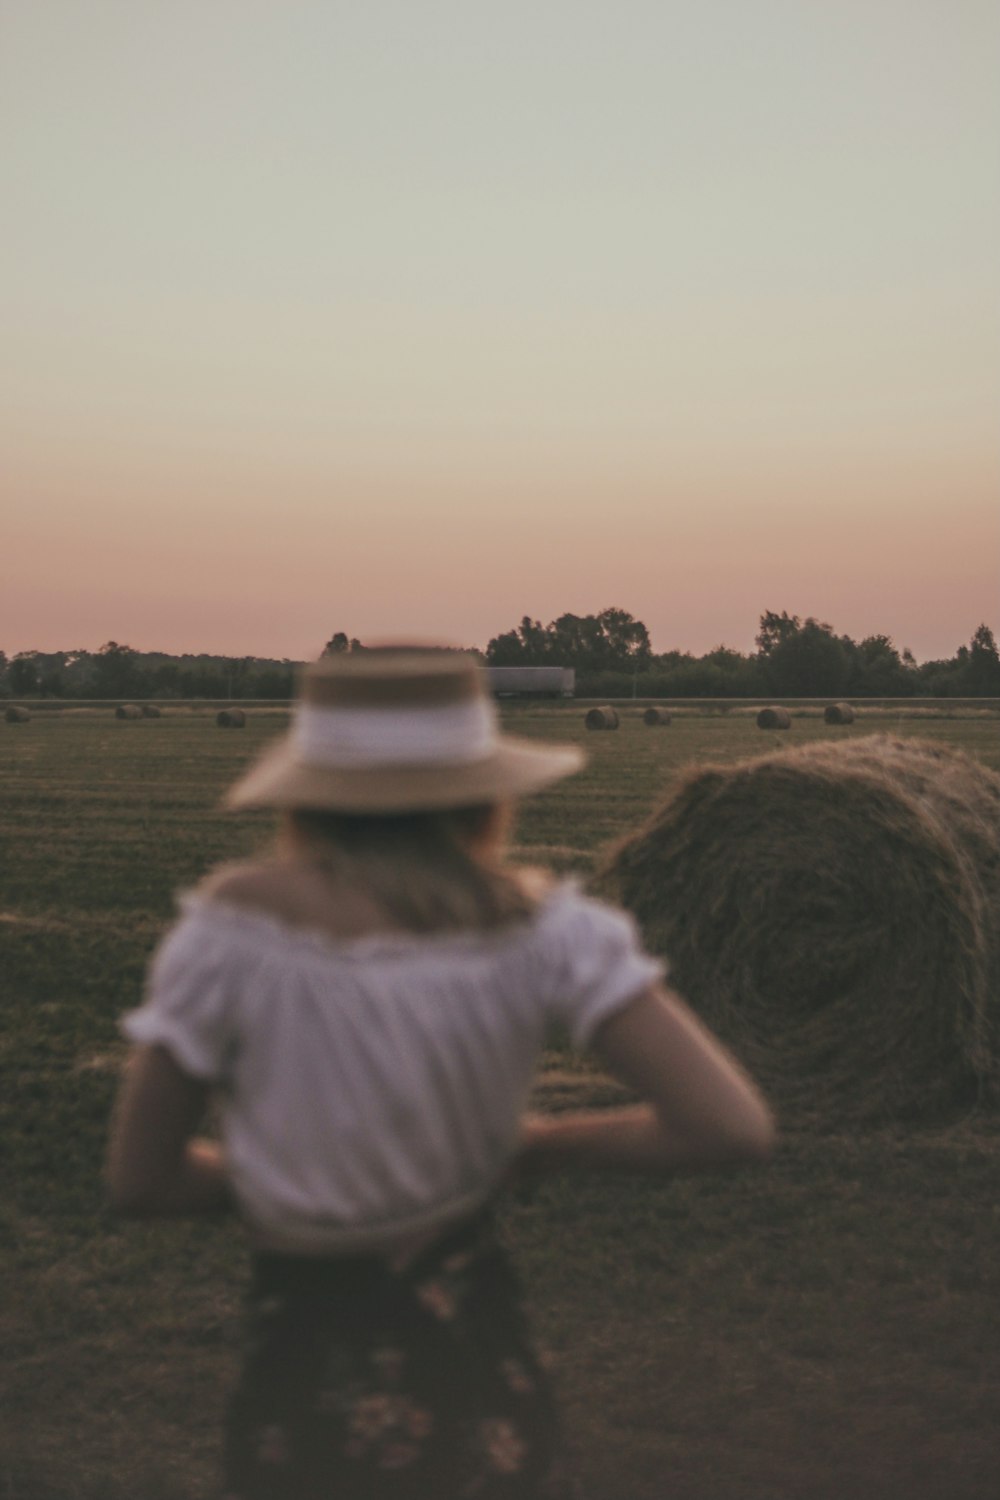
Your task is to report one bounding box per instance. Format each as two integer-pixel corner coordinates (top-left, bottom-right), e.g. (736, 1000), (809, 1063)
(2, 704), (999, 1499)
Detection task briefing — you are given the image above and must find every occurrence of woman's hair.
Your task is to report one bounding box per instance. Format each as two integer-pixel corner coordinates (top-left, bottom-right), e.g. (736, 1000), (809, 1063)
(282, 804), (543, 934)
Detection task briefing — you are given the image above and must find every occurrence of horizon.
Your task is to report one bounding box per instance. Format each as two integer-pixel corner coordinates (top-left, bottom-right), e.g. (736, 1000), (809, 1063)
(4, 608), (996, 670)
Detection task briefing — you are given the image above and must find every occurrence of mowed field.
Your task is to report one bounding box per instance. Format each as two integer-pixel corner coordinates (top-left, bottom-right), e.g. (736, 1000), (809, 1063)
(2, 704), (1000, 1500)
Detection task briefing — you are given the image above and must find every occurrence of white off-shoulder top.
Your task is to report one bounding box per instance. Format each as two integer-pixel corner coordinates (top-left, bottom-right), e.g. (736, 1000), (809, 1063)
(122, 883), (664, 1252)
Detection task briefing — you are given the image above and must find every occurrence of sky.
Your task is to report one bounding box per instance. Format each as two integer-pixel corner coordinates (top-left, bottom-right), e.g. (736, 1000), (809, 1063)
(3, 1), (998, 663)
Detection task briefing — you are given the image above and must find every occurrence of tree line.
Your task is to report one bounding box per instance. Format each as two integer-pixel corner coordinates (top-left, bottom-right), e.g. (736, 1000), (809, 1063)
(0, 643), (297, 701)
(484, 609), (1000, 698)
(2, 612), (999, 700)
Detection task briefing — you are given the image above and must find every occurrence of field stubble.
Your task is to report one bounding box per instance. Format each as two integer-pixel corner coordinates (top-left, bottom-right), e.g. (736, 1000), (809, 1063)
(1, 706), (999, 1499)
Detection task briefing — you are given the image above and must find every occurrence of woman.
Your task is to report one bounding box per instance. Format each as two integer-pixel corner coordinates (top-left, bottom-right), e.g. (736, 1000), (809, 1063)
(108, 649), (774, 1498)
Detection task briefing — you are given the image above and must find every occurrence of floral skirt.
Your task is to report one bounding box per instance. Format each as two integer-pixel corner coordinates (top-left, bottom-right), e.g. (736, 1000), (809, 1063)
(223, 1209), (579, 1499)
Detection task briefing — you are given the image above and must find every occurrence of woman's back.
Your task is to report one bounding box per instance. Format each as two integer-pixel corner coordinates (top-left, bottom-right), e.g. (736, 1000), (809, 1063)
(125, 857), (665, 1256)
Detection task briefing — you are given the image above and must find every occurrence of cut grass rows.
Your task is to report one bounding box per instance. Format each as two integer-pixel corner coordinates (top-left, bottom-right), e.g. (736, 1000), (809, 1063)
(2, 708), (999, 1498)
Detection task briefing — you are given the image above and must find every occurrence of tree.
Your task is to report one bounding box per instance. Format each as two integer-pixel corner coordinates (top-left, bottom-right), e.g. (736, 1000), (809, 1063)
(8, 653), (39, 695)
(848, 635), (917, 697)
(918, 655), (965, 697)
(323, 632), (362, 656)
(486, 607), (651, 674)
(701, 645), (766, 696)
(485, 617), (550, 666)
(59, 651), (96, 697)
(516, 617), (553, 664)
(483, 629), (525, 666)
(215, 656), (252, 699)
(967, 624), (1000, 695)
(251, 664), (297, 698)
(592, 606), (652, 671)
(91, 641), (141, 698)
(755, 610), (801, 656)
(148, 660), (180, 696)
(763, 618), (849, 696)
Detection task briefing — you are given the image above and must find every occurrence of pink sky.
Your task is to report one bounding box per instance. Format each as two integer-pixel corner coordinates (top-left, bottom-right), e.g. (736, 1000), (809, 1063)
(3, 3), (997, 665)
(5, 438), (996, 662)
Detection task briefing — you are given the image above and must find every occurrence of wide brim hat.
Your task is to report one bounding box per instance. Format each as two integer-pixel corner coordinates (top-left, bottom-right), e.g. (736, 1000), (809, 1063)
(224, 649), (585, 813)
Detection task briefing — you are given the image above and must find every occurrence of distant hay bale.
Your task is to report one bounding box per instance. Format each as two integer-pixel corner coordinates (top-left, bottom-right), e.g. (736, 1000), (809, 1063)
(115, 704), (142, 720)
(824, 703), (856, 725)
(5, 706), (30, 724)
(141, 704), (162, 719)
(642, 707), (672, 726)
(217, 708), (247, 728)
(585, 706), (619, 731)
(600, 735), (1000, 1123)
(756, 706), (791, 729)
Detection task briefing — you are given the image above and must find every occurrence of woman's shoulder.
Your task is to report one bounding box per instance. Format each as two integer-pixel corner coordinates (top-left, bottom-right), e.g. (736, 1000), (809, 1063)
(192, 858), (409, 944)
(196, 858), (292, 911)
(524, 878), (663, 975)
(506, 862), (557, 907)
(527, 875), (626, 927)
(183, 860), (630, 961)
(153, 861), (291, 965)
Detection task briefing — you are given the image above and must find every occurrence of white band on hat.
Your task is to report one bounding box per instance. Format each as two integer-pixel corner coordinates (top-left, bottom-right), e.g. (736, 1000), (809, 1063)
(295, 697), (497, 768)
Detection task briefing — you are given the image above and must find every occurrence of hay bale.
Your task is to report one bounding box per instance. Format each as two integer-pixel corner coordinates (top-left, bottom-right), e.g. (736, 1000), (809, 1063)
(600, 734), (1000, 1123)
(757, 706), (791, 729)
(824, 702), (856, 725)
(5, 705), (30, 723)
(642, 707), (672, 726)
(141, 704), (162, 718)
(217, 708), (247, 728)
(585, 706), (619, 731)
(115, 704), (142, 720)
(798, 734), (1000, 1027)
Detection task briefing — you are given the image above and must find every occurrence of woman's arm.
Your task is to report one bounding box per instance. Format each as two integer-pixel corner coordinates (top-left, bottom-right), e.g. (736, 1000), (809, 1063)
(106, 1044), (231, 1216)
(518, 983), (775, 1177)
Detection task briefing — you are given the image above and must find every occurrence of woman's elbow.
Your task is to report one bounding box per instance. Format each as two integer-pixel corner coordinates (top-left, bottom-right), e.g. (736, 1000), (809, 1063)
(107, 1186), (151, 1218)
(719, 1099), (777, 1163)
(669, 1099), (776, 1168)
(105, 1161), (162, 1217)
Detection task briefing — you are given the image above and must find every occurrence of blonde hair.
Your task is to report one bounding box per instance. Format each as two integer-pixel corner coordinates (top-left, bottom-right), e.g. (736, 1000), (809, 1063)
(282, 804), (543, 934)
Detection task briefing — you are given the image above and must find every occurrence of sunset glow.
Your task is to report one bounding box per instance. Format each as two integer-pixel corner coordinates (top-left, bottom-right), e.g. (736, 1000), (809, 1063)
(3, 2), (997, 662)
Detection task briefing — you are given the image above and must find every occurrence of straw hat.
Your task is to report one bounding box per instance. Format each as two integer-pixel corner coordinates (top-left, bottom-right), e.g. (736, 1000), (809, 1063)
(225, 650), (585, 813)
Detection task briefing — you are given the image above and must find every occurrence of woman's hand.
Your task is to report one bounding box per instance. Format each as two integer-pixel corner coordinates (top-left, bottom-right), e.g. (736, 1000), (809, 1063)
(513, 984), (775, 1179)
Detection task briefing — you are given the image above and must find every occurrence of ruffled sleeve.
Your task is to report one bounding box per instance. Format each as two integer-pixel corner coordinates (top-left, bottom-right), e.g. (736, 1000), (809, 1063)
(536, 886), (666, 1048)
(120, 902), (240, 1081)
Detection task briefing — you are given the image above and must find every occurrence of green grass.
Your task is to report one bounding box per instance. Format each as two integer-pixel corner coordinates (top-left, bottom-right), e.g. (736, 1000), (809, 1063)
(2, 705), (999, 1499)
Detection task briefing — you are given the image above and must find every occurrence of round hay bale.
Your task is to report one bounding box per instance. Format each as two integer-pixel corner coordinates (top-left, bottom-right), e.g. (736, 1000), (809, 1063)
(642, 707), (672, 726)
(824, 702), (856, 725)
(756, 706), (791, 730)
(5, 705), (30, 724)
(141, 704), (162, 719)
(217, 708), (247, 728)
(795, 734), (1000, 1041)
(599, 734), (1000, 1123)
(585, 706), (619, 731)
(115, 704), (142, 720)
